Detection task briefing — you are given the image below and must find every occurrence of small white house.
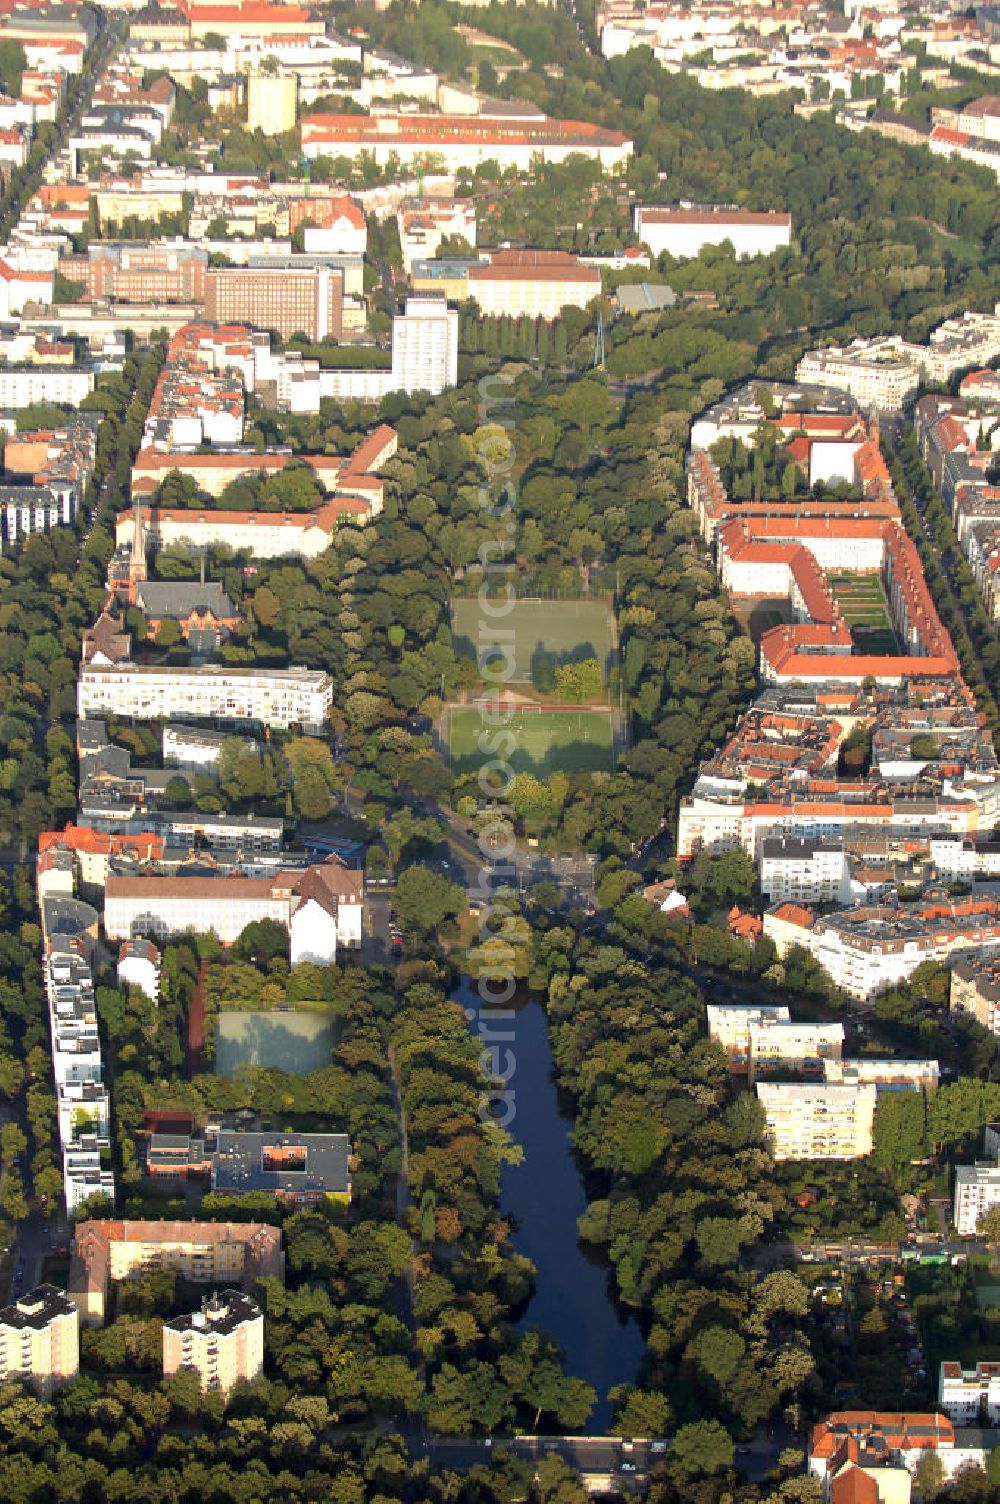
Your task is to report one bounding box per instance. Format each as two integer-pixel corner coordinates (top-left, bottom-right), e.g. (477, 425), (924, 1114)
(117, 938), (160, 1000)
(290, 895), (339, 967)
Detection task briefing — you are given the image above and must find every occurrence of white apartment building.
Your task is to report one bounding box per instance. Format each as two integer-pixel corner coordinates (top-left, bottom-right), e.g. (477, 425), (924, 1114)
(797, 311), (1000, 411)
(796, 338), (923, 410)
(634, 205), (792, 260)
(680, 784), (980, 863)
(759, 837), (851, 904)
(0, 367), (94, 407)
(0, 1287), (79, 1396)
(939, 1362), (1000, 1424)
(954, 1161), (1000, 1235)
(706, 1003), (790, 1068)
(62, 1143), (115, 1215)
(823, 1058), (940, 1091)
(162, 1291), (264, 1399)
(398, 200), (476, 273)
(786, 900), (1000, 1002)
(747, 1018), (846, 1083)
(389, 295), (458, 394)
(247, 71), (297, 135)
(57, 1081), (110, 1149)
(275, 296), (458, 404)
(756, 1081), (879, 1160)
(41, 919), (116, 1218)
(77, 664), (333, 734)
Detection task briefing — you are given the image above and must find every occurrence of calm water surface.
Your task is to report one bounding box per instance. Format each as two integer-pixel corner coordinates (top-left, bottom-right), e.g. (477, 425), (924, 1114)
(458, 980), (645, 1432)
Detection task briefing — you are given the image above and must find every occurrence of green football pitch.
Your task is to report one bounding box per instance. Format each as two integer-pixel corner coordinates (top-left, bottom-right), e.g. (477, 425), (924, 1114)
(447, 706), (616, 775)
(451, 598), (615, 685)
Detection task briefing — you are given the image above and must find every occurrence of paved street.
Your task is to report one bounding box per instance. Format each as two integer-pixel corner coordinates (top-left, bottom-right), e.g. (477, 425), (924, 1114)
(409, 1435), (662, 1482)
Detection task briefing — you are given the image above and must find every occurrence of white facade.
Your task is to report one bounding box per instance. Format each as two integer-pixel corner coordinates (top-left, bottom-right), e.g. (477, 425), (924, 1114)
(319, 296), (458, 402)
(105, 880), (291, 947)
(77, 664), (333, 734)
(117, 940), (160, 1001)
(756, 1081), (879, 1160)
(301, 118), (632, 172)
(467, 264), (599, 320)
(706, 1003), (790, 1068)
(954, 1162), (1000, 1235)
(634, 205), (792, 260)
(747, 1018), (845, 1083)
(104, 867), (363, 956)
(42, 939), (116, 1216)
(289, 897), (338, 967)
(0, 1289), (80, 1396)
(247, 71), (297, 135)
(0, 367), (94, 407)
(390, 296), (458, 394)
(939, 1361), (1000, 1424)
(760, 840), (851, 904)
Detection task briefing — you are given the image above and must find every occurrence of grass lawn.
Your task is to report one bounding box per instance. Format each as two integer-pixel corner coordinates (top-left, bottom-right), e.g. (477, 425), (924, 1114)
(452, 597), (615, 686)
(828, 573), (899, 653)
(447, 706), (616, 775)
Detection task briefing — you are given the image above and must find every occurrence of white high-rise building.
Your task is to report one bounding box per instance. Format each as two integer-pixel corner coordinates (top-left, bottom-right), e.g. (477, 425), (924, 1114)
(0, 1287), (79, 1396)
(756, 1081), (878, 1160)
(954, 1161), (1000, 1234)
(247, 71), (297, 135)
(390, 295), (458, 395)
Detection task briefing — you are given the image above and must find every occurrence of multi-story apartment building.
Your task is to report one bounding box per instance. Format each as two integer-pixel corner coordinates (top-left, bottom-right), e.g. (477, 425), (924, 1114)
(634, 205), (792, 260)
(77, 664), (334, 734)
(759, 837), (851, 904)
(204, 263), (343, 342)
(755, 1081), (879, 1160)
(706, 1003), (790, 1069)
(767, 894), (1000, 1001)
(706, 1003), (845, 1078)
(939, 1362), (1000, 1424)
(0, 1287), (79, 1396)
(247, 70), (297, 135)
(797, 309), (1000, 411)
(163, 1291), (264, 1400)
(954, 1160), (1000, 1235)
(950, 954), (1000, 1034)
(37, 871), (116, 1216)
(0, 366), (95, 409)
(823, 1058), (940, 1091)
(398, 199), (476, 273)
(746, 1018), (846, 1083)
(70, 1219), (284, 1324)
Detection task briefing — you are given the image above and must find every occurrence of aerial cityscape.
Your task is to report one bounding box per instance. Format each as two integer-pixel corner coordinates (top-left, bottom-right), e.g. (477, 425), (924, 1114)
(5, 0), (1000, 1500)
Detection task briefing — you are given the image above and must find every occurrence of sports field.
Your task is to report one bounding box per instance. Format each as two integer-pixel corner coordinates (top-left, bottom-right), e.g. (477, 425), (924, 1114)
(215, 1010), (336, 1076)
(451, 598), (615, 685)
(829, 573), (899, 655)
(447, 705), (616, 775)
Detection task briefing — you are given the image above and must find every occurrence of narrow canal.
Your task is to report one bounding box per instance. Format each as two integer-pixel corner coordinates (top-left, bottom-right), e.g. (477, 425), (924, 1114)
(459, 980), (646, 1432)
